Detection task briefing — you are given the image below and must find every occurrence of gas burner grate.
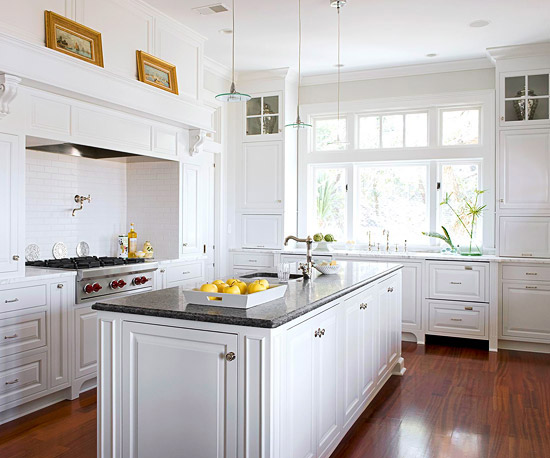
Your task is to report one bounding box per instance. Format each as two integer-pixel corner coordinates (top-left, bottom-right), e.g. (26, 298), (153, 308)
(26, 255), (145, 269)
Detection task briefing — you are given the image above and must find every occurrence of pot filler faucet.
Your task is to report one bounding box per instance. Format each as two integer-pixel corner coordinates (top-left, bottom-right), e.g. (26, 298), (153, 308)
(284, 235), (315, 279)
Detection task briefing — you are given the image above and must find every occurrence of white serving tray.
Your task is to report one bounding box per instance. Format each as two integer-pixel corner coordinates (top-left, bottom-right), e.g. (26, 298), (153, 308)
(183, 283), (288, 309)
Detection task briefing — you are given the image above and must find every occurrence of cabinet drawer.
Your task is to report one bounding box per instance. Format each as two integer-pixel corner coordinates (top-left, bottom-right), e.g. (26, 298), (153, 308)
(233, 253), (274, 267)
(0, 285), (47, 312)
(0, 311), (46, 358)
(166, 262), (203, 284)
(427, 262), (488, 302)
(428, 301), (487, 338)
(0, 351), (47, 406)
(502, 265), (550, 282)
(502, 283), (550, 341)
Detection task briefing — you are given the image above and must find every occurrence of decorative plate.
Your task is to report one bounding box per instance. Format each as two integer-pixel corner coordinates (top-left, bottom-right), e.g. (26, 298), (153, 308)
(76, 241), (90, 257)
(52, 242), (68, 260)
(25, 244), (40, 262)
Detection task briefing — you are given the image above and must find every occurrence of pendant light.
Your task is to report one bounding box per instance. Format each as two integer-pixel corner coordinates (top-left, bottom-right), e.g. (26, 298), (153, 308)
(215, 0), (250, 102)
(286, 0), (311, 129)
(329, 0), (349, 146)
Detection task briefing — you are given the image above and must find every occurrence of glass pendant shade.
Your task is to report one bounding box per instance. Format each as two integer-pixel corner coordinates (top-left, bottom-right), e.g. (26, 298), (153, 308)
(216, 82), (250, 102)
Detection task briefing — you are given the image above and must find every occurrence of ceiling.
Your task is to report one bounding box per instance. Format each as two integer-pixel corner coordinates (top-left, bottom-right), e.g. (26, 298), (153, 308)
(147, 0), (550, 76)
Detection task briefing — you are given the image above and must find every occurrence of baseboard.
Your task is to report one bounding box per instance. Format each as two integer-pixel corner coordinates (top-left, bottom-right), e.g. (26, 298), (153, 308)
(0, 388), (73, 426)
(498, 339), (550, 354)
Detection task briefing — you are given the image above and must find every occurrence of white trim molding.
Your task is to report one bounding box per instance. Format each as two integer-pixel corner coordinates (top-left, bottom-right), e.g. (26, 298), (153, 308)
(0, 74), (21, 119)
(487, 42), (550, 63)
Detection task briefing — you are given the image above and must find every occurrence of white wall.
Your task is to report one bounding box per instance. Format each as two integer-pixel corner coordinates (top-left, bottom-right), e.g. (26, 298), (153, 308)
(127, 159), (180, 260)
(26, 150), (127, 258)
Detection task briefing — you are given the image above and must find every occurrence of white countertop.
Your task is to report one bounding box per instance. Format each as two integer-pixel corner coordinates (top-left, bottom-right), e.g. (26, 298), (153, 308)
(0, 267), (77, 286)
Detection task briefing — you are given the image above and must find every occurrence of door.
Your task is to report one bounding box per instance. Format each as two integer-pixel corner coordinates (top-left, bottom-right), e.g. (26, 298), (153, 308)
(502, 283), (550, 341)
(499, 217), (550, 258)
(499, 129), (550, 211)
(241, 214), (283, 249)
(240, 142), (283, 210)
(50, 281), (69, 388)
(74, 306), (97, 379)
(0, 133), (23, 278)
(122, 322), (238, 458)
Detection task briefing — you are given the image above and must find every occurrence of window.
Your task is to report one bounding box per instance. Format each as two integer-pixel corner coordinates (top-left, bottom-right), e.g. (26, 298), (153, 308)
(310, 167), (347, 240)
(441, 108), (480, 146)
(358, 112), (427, 149)
(438, 162), (482, 246)
(314, 118), (347, 151)
(355, 164), (428, 244)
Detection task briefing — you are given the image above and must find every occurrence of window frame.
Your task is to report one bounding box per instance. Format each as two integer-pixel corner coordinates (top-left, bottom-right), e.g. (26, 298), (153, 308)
(439, 106), (482, 147)
(312, 114), (350, 152)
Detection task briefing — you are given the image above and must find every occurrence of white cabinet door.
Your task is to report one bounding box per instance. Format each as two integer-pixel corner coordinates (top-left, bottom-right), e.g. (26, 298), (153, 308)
(387, 275), (401, 368)
(502, 283), (550, 342)
(74, 306), (97, 380)
(499, 217), (550, 258)
(427, 262), (489, 302)
(50, 281), (70, 388)
(376, 284), (390, 380)
(400, 262), (422, 332)
(0, 133), (23, 278)
(240, 142), (283, 210)
(181, 162), (203, 255)
(342, 294), (361, 428)
(315, 307), (339, 458)
(241, 214), (283, 249)
(122, 322), (238, 458)
(499, 130), (550, 211)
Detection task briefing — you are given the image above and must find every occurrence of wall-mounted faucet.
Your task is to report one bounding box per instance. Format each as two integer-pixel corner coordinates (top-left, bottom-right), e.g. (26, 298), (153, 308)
(383, 229), (390, 252)
(72, 195), (91, 217)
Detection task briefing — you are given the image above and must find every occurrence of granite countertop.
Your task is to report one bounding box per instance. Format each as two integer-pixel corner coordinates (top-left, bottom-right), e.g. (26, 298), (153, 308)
(0, 267), (77, 286)
(92, 261), (403, 328)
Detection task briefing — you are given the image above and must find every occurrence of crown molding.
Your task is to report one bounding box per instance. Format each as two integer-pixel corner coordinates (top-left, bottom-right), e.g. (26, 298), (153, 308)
(300, 58), (494, 87)
(237, 67), (290, 83)
(203, 56), (232, 81)
(486, 42), (550, 63)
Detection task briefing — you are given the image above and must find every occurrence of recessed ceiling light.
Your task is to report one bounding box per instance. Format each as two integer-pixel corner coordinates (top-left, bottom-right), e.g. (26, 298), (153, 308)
(469, 19), (490, 28)
(426, 53), (437, 58)
(219, 28), (233, 34)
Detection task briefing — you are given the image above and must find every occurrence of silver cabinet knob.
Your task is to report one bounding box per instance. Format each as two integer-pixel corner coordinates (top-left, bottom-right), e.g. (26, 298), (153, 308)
(225, 352), (236, 362)
(12, 255), (19, 261)
(160, 269), (166, 273)
(57, 284), (64, 289)
(387, 287), (394, 292)
(360, 303), (368, 310)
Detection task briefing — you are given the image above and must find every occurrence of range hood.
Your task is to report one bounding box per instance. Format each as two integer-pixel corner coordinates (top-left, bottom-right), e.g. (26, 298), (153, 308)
(26, 137), (135, 159)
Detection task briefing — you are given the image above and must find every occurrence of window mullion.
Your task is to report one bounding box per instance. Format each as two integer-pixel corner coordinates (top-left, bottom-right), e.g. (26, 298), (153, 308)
(346, 164), (354, 242)
(429, 161), (439, 246)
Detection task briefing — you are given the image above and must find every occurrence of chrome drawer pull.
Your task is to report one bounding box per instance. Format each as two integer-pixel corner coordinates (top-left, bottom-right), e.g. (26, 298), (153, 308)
(526, 286), (538, 290)
(464, 266), (473, 270)
(521, 253), (533, 257)
(182, 271), (191, 275)
(4, 334), (18, 340)
(464, 307), (473, 311)
(248, 260), (257, 262)
(450, 282), (462, 285)
(525, 272), (538, 276)
(5, 379), (18, 385)
(450, 318), (463, 322)
(4, 298), (18, 304)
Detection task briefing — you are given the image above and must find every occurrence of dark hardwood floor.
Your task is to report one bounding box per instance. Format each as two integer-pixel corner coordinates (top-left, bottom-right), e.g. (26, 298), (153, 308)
(0, 341), (549, 457)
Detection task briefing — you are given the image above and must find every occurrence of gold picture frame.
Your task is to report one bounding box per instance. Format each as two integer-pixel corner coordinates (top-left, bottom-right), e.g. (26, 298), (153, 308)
(136, 51), (179, 95)
(45, 11), (104, 67)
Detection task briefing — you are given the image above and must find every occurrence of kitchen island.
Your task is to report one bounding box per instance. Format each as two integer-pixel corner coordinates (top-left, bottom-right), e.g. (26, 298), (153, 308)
(93, 261), (405, 458)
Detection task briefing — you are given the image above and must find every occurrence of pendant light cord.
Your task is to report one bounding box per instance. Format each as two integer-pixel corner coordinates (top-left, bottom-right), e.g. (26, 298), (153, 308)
(297, 0), (302, 119)
(337, 4), (341, 138)
(231, 0), (236, 87)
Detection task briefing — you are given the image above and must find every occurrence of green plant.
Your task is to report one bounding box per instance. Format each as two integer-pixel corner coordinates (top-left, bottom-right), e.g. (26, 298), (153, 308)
(422, 226), (455, 250)
(316, 178), (339, 222)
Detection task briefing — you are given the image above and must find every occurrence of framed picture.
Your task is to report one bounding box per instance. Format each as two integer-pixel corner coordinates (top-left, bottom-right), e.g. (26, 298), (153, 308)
(136, 51), (179, 95)
(44, 11), (104, 67)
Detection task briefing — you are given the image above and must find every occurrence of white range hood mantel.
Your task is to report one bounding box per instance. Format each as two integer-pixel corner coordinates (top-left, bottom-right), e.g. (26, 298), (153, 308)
(0, 32), (213, 131)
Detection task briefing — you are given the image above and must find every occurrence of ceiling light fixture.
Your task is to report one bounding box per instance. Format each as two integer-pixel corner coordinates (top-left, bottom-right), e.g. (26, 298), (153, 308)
(286, 0), (311, 129)
(215, 0), (250, 102)
(469, 19), (490, 28)
(329, 0), (349, 147)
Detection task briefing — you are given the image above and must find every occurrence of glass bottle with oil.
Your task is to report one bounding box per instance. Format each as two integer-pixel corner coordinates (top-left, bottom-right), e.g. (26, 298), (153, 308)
(128, 223), (138, 258)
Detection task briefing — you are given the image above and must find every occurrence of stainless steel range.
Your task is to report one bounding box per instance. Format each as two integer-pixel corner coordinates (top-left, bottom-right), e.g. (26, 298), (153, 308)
(27, 256), (158, 303)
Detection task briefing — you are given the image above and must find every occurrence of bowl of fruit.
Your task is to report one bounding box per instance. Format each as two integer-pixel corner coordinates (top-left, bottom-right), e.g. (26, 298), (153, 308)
(183, 277), (288, 309)
(314, 260), (341, 275)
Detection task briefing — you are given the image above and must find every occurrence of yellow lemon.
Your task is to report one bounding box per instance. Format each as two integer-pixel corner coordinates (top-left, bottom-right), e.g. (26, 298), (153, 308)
(258, 279), (269, 289)
(200, 283), (218, 293)
(223, 284), (241, 295)
(213, 280), (225, 286)
(330, 260), (338, 266)
(248, 281), (267, 294)
(235, 280), (247, 294)
(226, 278), (238, 286)
(216, 282), (228, 293)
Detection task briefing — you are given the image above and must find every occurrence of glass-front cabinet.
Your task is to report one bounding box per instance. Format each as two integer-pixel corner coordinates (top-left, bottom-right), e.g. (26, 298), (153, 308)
(500, 71), (550, 126)
(244, 92), (282, 140)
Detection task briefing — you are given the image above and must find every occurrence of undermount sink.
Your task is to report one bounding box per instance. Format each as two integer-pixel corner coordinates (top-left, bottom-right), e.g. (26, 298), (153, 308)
(239, 272), (303, 281)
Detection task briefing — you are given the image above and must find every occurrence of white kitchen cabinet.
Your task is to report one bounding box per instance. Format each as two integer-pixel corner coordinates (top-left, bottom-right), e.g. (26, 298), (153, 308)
(244, 93), (283, 141)
(427, 261), (489, 303)
(499, 217), (550, 258)
(502, 282), (550, 342)
(399, 262), (422, 334)
(499, 129), (550, 211)
(49, 281), (69, 389)
(377, 275), (401, 379)
(121, 321), (238, 458)
(427, 300), (488, 339)
(0, 133), (24, 278)
(181, 162), (204, 255)
(73, 306), (97, 381)
(285, 304), (339, 458)
(240, 142), (284, 210)
(241, 214), (283, 249)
